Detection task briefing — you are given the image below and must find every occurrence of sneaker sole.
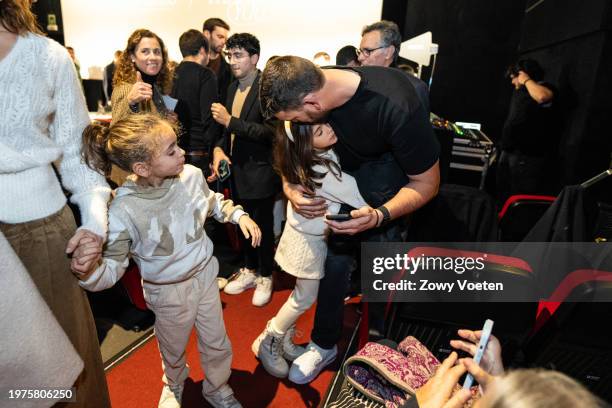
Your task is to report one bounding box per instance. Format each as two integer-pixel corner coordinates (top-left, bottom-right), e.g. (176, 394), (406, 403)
(288, 349), (338, 384)
(223, 283), (257, 295)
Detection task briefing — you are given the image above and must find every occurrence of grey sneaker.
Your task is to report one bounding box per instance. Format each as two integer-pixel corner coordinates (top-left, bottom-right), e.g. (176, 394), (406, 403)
(203, 391), (242, 408)
(158, 384), (183, 408)
(283, 325), (307, 361)
(224, 268), (257, 295)
(251, 320), (289, 378)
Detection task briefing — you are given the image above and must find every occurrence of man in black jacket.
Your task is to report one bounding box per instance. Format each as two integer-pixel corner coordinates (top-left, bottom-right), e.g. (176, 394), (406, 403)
(203, 18), (234, 104)
(172, 29), (223, 175)
(211, 33), (280, 307)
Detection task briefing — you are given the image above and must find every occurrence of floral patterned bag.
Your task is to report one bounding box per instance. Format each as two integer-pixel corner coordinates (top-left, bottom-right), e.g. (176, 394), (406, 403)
(341, 337), (479, 408)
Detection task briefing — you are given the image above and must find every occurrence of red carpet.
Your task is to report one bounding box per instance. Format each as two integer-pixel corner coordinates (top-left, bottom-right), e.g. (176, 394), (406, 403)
(106, 272), (359, 407)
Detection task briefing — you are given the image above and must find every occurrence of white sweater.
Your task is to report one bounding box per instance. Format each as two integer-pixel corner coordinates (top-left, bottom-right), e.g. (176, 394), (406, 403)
(0, 33), (110, 236)
(80, 165), (245, 291)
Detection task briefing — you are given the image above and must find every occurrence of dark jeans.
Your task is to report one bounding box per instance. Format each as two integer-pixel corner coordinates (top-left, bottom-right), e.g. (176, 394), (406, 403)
(311, 222), (404, 349)
(496, 150), (558, 206)
(236, 195), (276, 277)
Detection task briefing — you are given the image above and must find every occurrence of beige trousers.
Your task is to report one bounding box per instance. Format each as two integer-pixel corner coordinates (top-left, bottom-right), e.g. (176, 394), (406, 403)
(143, 257), (233, 398)
(0, 205), (111, 408)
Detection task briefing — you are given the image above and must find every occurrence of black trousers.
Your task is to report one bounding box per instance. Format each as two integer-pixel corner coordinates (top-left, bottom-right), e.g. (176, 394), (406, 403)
(236, 195), (276, 277)
(496, 150), (558, 206)
(311, 222), (404, 349)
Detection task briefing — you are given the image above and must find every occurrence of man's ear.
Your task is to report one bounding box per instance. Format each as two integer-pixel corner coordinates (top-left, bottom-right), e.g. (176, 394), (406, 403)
(302, 93), (322, 111)
(250, 53), (259, 66)
(132, 162), (151, 178)
(385, 46), (396, 63)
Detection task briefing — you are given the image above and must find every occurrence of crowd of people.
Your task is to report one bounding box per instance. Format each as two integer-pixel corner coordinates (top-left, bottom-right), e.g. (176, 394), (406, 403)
(0, 0), (600, 407)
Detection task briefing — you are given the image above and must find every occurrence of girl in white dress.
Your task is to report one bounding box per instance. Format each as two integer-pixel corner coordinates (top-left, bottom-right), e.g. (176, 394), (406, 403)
(252, 121), (367, 379)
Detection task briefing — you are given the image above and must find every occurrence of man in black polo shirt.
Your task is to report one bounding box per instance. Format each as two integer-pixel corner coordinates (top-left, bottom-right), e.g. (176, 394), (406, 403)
(260, 56), (440, 384)
(172, 29), (222, 175)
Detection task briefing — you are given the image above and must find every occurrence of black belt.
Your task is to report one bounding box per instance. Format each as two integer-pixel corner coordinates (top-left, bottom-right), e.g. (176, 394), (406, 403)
(184, 150), (209, 157)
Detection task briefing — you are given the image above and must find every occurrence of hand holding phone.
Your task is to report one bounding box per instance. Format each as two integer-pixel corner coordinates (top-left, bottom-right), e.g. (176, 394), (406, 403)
(218, 159), (231, 182)
(325, 213), (352, 221)
(463, 319), (494, 389)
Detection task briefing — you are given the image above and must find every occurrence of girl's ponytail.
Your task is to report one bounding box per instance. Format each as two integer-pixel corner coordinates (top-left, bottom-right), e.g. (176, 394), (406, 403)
(81, 123), (112, 176)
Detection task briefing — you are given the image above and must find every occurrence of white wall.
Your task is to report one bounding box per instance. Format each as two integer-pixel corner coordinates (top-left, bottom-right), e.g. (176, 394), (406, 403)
(61, 0), (382, 78)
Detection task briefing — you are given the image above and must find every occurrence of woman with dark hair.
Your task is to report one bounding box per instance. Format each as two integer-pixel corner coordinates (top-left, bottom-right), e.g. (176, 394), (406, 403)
(0, 1), (110, 406)
(111, 28), (174, 124)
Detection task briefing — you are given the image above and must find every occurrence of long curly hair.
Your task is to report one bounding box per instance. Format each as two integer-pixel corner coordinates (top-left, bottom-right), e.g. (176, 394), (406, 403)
(113, 29), (172, 94)
(0, 0), (43, 35)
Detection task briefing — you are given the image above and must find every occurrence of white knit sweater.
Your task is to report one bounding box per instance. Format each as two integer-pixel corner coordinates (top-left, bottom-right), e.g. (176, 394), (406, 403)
(0, 33), (110, 236)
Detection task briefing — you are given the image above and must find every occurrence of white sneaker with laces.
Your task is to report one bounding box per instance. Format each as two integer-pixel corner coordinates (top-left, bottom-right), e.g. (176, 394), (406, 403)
(288, 342), (337, 384)
(252, 276), (273, 306)
(224, 268), (257, 295)
(158, 384), (183, 408)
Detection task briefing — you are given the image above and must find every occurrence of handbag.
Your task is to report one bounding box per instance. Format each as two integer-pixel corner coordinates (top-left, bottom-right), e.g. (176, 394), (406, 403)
(335, 337), (479, 408)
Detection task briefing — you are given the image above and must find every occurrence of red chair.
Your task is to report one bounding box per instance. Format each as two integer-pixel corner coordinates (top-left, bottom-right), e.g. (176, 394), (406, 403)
(525, 269), (612, 401)
(361, 246), (536, 359)
(498, 194), (556, 241)
(497, 195), (556, 242)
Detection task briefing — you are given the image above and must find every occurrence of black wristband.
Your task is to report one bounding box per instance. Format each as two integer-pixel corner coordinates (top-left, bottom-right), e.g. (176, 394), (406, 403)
(376, 205), (391, 227)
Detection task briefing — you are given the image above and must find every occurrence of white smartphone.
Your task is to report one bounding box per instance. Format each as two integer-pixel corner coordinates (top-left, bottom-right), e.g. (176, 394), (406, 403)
(463, 319), (494, 389)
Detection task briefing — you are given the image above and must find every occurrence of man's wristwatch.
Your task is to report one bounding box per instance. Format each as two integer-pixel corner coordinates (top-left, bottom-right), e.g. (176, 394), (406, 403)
(376, 205), (391, 227)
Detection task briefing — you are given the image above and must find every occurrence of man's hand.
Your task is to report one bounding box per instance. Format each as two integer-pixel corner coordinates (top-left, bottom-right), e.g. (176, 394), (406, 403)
(283, 181), (327, 218)
(517, 70), (531, 86)
(415, 352), (472, 408)
(66, 229), (103, 277)
(211, 103), (231, 127)
(325, 206), (378, 236)
(211, 147), (231, 178)
(238, 215), (262, 247)
(127, 71), (152, 105)
(450, 329), (504, 376)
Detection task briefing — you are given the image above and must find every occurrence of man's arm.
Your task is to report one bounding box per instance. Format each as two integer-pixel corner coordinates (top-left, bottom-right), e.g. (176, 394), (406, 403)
(517, 70), (554, 104)
(326, 161), (440, 235)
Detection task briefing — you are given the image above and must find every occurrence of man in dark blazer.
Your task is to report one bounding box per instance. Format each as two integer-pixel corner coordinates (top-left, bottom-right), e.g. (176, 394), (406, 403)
(211, 33), (280, 307)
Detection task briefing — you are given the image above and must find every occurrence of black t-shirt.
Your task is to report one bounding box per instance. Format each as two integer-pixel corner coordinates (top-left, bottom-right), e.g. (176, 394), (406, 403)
(500, 82), (557, 156)
(327, 66), (439, 175)
(171, 61), (222, 151)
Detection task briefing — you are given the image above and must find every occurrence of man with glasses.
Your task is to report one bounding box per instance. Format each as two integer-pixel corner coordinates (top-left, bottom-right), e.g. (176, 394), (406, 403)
(359, 20), (430, 114)
(211, 33), (280, 307)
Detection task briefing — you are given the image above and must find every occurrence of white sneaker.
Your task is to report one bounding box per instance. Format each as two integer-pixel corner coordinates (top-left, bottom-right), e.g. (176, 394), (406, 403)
(288, 342), (337, 384)
(283, 325), (307, 361)
(158, 384), (183, 408)
(252, 276), (273, 306)
(217, 277), (228, 290)
(224, 268), (257, 295)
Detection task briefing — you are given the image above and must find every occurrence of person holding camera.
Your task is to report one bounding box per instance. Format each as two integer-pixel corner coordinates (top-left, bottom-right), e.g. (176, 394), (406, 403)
(211, 33), (280, 306)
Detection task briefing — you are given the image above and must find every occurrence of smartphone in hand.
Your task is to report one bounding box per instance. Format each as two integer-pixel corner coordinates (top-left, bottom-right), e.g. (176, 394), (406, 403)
(463, 319), (494, 389)
(218, 159), (231, 182)
(325, 213), (352, 221)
